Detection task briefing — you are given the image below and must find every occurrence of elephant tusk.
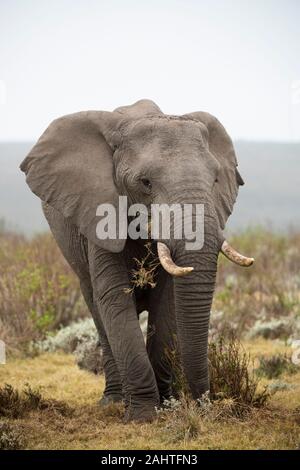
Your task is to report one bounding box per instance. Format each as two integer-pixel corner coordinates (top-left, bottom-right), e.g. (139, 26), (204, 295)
(221, 240), (254, 267)
(157, 242), (194, 277)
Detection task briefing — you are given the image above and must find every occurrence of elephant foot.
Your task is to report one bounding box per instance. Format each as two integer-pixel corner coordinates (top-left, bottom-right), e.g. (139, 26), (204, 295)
(123, 404), (157, 424)
(99, 393), (124, 407)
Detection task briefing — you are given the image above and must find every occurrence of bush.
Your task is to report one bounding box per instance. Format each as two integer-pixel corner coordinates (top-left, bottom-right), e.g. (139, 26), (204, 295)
(256, 354), (299, 379)
(32, 318), (103, 374)
(0, 383), (72, 419)
(208, 335), (269, 416)
(267, 381), (296, 393)
(33, 318), (98, 354)
(165, 334), (269, 417)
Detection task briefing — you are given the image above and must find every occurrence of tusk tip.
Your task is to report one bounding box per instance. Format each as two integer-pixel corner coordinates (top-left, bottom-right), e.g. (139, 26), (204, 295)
(174, 266), (194, 277)
(157, 242), (194, 277)
(221, 240), (255, 267)
(245, 257), (255, 267)
(182, 266), (194, 275)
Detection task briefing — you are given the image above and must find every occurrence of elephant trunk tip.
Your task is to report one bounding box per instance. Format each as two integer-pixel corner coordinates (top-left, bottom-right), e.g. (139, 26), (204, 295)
(157, 242), (194, 277)
(221, 240), (254, 267)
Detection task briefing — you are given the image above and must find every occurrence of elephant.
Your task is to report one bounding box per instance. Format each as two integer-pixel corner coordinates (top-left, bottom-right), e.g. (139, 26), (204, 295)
(20, 99), (254, 423)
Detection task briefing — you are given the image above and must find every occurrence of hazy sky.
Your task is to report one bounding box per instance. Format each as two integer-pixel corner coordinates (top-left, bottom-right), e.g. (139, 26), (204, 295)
(0, 0), (299, 141)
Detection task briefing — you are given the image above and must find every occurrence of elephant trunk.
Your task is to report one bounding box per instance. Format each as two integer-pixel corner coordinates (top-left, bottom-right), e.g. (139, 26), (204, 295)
(155, 193), (254, 398)
(173, 252), (217, 398)
(172, 209), (220, 398)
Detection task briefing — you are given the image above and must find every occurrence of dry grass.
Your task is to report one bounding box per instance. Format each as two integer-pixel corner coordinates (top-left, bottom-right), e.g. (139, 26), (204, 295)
(124, 242), (160, 294)
(0, 340), (299, 450)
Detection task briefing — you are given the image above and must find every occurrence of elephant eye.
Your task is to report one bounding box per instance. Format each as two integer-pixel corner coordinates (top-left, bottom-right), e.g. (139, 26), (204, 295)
(141, 177), (152, 191)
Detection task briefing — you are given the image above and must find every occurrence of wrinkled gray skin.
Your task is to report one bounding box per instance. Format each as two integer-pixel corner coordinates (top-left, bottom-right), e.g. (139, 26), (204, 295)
(20, 100), (244, 422)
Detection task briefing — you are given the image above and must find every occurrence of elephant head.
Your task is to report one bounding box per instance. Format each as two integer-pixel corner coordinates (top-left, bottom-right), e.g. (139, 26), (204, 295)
(20, 99), (253, 399)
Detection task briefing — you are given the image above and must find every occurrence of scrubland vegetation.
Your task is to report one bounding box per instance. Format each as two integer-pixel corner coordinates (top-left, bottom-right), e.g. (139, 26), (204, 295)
(0, 227), (300, 449)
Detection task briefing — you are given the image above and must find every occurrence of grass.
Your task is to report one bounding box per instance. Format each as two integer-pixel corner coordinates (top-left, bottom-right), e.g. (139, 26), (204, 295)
(0, 339), (299, 450)
(1, 226), (300, 449)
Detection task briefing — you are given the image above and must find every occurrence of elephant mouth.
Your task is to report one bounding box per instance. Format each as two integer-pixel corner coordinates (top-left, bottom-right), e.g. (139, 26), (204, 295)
(157, 240), (254, 277)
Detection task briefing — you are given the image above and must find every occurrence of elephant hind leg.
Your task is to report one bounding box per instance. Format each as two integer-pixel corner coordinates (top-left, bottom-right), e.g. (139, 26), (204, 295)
(146, 272), (178, 403)
(43, 203), (123, 404)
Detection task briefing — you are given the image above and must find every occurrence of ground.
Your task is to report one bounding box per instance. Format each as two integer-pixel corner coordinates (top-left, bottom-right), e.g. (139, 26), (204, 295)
(1, 339), (299, 450)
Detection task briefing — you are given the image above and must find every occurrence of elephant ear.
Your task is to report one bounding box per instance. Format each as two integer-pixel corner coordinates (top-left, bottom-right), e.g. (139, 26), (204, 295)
(20, 111), (126, 252)
(183, 111), (244, 229)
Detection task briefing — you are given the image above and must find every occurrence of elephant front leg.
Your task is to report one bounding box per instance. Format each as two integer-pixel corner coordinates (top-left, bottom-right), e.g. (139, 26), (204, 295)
(79, 278), (123, 404)
(88, 244), (159, 422)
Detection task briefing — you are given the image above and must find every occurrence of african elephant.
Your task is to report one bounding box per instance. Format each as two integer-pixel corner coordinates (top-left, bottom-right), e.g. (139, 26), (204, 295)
(20, 99), (253, 423)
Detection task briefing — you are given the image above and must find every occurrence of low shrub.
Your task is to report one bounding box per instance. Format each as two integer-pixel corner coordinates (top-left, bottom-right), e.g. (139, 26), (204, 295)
(32, 318), (103, 373)
(0, 421), (25, 450)
(32, 318), (98, 354)
(0, 383), (72, 419)
(209, 335), (269, 416)
(256, 354), (299, 379)
(165, 334), (269, 417)
(267, 381), (296, 393)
